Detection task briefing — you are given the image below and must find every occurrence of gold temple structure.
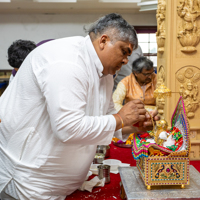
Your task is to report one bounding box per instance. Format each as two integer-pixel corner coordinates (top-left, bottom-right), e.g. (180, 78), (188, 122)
(156, 0), (200, 160)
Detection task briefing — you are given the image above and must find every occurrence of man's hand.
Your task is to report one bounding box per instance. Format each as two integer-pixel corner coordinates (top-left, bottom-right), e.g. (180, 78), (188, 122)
(143, 109), (160, 127)
(136, 109), (160, 132)
(114, 99), (146, 130)
(113, 100), (160, 131)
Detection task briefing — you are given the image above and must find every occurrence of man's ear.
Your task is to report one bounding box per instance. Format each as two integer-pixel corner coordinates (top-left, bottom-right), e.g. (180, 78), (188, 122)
(99, 34), (109, 50)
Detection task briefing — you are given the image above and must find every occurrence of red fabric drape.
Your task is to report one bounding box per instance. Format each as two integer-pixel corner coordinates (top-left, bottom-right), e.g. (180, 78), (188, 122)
(65, 142), (200, 200)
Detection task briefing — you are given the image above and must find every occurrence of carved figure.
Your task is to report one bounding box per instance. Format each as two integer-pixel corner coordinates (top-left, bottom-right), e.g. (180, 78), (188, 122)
(157, 65), (165, 87)
(177, 67), (200, 118)
(156, 66), (166, 117)
(156, 0), (166, 37)
(156, 0), (166, 53)
(177, 0), (200, 52)
(156, 97), (165, 116)
(181, 80), (199, 117)
(183, 81), (197, 100)
(179, 80), (199, 118)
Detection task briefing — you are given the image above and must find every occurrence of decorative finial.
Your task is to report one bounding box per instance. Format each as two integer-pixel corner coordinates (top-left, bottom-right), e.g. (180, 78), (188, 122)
(154, 84), (171, 98)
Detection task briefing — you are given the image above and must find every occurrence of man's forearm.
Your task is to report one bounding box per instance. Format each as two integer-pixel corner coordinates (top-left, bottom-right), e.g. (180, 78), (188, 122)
(122, 126), (138, 135)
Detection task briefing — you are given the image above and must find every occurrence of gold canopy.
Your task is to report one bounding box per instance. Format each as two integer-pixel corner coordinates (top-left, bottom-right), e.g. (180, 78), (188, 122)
(154, 84), (171, 98)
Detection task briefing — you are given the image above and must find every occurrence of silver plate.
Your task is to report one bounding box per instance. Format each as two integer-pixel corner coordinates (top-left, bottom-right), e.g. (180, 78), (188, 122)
(119, 165), (200, 200)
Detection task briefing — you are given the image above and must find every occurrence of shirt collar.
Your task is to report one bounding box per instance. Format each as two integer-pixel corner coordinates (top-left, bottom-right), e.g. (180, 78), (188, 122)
(85, 35), (104, 78)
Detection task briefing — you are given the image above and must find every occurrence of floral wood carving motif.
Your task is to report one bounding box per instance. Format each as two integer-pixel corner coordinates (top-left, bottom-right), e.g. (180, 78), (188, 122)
(177, 0), (200, 53)
(176, 67), (200, 118)
(156, 65), (166, 117)
(190, 130), (197, 139)
(156, 0), (166, 53)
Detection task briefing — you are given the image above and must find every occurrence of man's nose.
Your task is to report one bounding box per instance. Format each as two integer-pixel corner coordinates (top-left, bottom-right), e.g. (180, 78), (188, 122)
(122, 57), (128, 65)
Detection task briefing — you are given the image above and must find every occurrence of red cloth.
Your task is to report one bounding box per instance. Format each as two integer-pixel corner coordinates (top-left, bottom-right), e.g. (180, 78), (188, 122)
(65, 142), (200, 200)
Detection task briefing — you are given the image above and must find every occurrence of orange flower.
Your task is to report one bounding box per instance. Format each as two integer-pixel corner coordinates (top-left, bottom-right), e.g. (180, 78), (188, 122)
(112, 137), (120, 143)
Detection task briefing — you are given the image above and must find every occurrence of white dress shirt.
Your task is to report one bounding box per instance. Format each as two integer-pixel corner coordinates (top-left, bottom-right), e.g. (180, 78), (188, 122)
(0, 35), (120, 199)
(9, 74), (14, 84)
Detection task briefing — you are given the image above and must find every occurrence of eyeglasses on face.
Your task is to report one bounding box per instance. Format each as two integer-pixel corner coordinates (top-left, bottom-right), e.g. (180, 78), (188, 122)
(141, 71), (154, 77)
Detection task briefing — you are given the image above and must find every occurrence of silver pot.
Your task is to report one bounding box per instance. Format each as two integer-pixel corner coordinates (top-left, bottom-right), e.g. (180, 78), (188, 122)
(93, 153), (105, 164)
(96, 145), (110, 158)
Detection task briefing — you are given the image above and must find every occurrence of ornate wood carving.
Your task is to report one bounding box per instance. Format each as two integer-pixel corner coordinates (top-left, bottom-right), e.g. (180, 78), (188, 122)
(176, 66), (200, 118)
(157, 65), (165, 87)
(156, 97), (165, 117)
(190, 130), (197, 139)
(156, 0), (166, 53)
(156, 65), (166, 117)
(177, 0), (200, 53)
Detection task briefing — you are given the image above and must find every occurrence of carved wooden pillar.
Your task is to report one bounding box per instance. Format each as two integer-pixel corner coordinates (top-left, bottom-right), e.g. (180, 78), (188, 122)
(156, 0), (200, 160)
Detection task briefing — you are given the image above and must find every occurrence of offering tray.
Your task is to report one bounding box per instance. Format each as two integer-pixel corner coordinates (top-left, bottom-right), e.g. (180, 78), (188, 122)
(119, 166), (200, 200)
(112, 141), (132, 148)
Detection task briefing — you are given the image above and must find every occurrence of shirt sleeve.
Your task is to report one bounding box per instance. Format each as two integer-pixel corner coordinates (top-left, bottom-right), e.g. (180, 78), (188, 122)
(36, 61), (115, 145)
(112, 82), (127, 112)
(9, 74), (14, 84)
(105, 84), (123, 141)
(106, 91), (117, 115)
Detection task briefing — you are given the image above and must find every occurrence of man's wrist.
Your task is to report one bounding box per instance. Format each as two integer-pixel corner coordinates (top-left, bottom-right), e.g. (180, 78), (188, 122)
(116, 113), (124, 128)
(113, 114), (124, 131)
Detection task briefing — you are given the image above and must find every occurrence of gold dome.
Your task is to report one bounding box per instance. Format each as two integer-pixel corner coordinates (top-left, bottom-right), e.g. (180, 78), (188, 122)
(154, 84), (171, 98)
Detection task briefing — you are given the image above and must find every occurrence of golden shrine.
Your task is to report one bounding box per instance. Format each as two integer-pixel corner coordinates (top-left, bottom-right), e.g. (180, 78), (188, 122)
(156, 0), (200, 161)
(132, 96), (190, 189)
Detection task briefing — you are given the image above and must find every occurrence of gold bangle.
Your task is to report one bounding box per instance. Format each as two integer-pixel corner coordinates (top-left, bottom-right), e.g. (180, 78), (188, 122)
(116, 113), (124, 128)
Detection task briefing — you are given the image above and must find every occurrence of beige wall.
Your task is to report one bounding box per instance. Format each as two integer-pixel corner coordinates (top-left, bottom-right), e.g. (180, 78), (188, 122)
(0, 13), (156, 69)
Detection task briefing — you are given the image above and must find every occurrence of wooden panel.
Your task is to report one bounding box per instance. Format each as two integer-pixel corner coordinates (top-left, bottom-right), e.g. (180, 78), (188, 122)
(190, 144), (200, 160)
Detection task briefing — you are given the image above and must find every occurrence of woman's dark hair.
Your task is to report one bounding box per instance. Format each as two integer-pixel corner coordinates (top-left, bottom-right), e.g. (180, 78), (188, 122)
(7, 39), (36, 68)
(132, 56), (153, 73)
(86, 13), (138, 50)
